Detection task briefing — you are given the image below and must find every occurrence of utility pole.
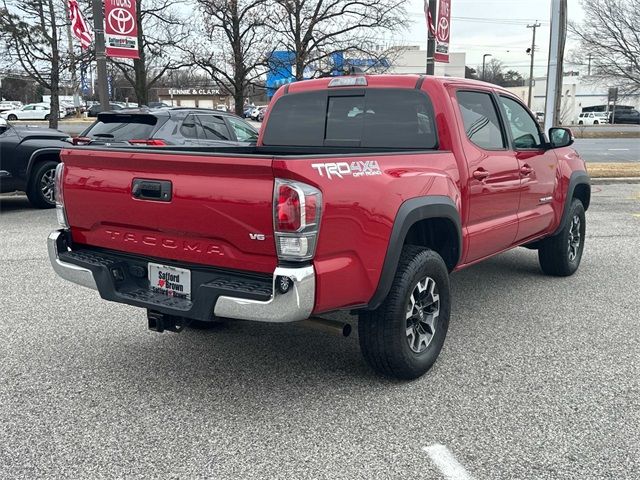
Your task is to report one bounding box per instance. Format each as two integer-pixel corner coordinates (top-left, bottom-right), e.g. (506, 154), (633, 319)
(426, 0), (438, 75)
(526, 20), (541, 108)
(91, 0), (110, 111)
(544, 0), (567, 131)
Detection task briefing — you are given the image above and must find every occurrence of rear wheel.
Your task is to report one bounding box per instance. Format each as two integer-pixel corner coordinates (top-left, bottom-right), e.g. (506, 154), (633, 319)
(26, 160), (58, 209)
(538, 198), (586, 276)
(594, 120), (599, 125)
(44, 114), (50, 120)
(358, 246), (450, 380)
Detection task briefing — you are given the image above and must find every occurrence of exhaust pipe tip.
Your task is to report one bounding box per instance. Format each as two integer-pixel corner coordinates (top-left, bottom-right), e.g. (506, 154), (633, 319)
(298, 317), (352, 337)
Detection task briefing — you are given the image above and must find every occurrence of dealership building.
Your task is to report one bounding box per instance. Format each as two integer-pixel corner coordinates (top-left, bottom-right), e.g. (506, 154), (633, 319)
(504, 74), (640, 125)
(156, 87), (231, 109)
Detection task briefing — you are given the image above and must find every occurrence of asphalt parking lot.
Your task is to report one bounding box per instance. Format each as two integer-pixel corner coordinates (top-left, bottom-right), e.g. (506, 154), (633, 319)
(0, 184), (638, 479)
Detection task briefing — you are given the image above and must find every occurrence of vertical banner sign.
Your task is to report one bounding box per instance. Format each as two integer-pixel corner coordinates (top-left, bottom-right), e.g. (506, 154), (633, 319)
(80, 64), (91, 95)
(104, 0), (139, 59)
(434, 0), (452, 63)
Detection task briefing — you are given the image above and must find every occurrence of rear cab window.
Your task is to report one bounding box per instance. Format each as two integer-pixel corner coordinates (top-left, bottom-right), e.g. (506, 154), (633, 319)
(262, 88), (438, 149)
(85, 114), (160, 141)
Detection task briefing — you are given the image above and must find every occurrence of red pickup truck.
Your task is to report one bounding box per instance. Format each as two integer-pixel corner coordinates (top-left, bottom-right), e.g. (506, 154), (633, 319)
(49, 75), (590, 380)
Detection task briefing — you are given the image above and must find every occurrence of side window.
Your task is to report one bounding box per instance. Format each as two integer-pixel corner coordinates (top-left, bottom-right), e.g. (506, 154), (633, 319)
(456, 91), (505, 150)
(499, 96), (543, 149)
(180, 114), (202, 139)
(227, 117), (258, 142)
(198, 115), (231, 141)
(24, 105), (34, 111)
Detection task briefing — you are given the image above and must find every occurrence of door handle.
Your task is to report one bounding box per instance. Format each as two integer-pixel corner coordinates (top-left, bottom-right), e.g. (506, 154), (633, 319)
(520, 164), (534, 176)
(472, 168), (490, 181)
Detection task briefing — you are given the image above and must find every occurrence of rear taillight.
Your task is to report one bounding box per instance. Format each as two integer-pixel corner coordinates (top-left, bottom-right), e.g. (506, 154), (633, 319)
(128, 139), (166, 146)
(273, 179), (322, 261)
(54, 162), (69, 229)
(72, 136), (91, 145)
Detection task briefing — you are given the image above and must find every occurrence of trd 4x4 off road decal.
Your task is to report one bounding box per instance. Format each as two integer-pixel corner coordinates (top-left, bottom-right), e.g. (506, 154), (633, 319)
(311, 161), (382, 180)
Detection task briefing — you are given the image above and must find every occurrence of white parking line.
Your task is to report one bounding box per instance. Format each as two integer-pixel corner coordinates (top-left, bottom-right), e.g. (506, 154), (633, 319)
(608, 148), (630, 151)
(423, 444), (476, 480)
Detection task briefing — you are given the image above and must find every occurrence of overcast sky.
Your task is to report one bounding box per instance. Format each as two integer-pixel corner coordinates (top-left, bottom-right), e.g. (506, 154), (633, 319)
(394, 0), (586, 76)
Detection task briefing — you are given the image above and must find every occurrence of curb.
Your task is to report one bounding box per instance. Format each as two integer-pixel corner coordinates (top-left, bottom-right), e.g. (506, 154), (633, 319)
(590, 177), (640, 185)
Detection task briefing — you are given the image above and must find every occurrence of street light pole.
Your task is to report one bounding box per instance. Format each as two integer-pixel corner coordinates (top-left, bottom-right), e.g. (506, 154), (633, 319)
(91, 0), (110, 111)
(527, 21), (541, 108)
(482, 54), (492, 81)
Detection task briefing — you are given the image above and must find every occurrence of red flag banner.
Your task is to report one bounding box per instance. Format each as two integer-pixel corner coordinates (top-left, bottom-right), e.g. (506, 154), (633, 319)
(104, 0), (139, 59)
(68, 0), (93, 49)
(423, 0), (436, 37)
(434, 0), (451, 63)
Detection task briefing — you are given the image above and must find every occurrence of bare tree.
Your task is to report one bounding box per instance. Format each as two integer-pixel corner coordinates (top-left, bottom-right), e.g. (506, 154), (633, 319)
(188, 0), (272, 115)
(476, 58), (505, 86)
(108, 0), (192, 105)
(269, 0), (407, 80)
(0, 0), (63, 128)
(569, 0), (639, 94)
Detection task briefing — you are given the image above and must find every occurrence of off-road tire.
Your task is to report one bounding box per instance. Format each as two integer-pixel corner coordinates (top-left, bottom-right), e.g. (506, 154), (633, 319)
(538, 198), (586, 276)
(26, 160), (58, 209)
(358, 246), (450, 380)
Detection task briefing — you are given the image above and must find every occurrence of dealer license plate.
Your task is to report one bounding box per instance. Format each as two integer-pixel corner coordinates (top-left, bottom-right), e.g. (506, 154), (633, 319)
(148, 263), (191, 300)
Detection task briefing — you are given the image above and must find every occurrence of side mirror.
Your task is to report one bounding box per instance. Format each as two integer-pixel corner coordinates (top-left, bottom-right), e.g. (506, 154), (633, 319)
(549, 127), (574, 148)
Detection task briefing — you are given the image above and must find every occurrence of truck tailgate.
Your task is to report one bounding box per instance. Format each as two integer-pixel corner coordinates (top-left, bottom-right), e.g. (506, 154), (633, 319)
(61, 148), (277, 273)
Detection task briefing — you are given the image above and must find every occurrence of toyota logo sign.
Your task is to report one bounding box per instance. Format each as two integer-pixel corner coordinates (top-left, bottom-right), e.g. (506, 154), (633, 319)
(104, 0), (139, 59)
(108, 8), (135, 35)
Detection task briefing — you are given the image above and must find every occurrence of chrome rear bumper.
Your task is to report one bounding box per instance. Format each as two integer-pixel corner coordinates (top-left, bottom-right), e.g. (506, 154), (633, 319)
(47, 230), (314, 323)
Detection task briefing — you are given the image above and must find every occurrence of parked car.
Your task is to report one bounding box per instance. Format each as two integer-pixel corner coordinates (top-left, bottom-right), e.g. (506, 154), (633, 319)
(147, 102), (169, 109)
(257, 107), (267, 122)
(216, 104), (228, 112)
(609, 109), (640, 124)
(75, 108), (259, 146)
(243, 105), (256, 118)
(0, 123), (71, 207)
(249, 105), (267, 120)
(0, 103), (66, 121)
(49, 74), (590, 380)
(0, 102), (16, 113)
(86, 103), (125, 117)
(577, 112), (607, 125)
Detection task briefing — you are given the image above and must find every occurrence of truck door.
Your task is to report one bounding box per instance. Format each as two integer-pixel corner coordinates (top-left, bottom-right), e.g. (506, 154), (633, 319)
(497, 95), (558, 242)
(455, 90), (521, 263)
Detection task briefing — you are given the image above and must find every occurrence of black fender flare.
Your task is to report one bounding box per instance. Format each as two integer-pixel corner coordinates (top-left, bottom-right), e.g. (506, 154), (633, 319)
(26, 147), (62, 180)
(366, 196), (462, 310)
(552, 170), (590, 236)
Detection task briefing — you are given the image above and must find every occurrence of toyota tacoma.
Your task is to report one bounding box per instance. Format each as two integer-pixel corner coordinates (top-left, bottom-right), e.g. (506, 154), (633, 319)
(48, 75), (590, 379)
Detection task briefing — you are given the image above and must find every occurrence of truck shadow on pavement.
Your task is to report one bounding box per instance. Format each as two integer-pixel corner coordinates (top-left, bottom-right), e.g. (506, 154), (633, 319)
(79, 248), (554, 392)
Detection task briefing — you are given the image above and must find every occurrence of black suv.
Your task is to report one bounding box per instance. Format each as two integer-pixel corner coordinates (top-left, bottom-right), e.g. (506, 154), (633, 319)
(610, 109), (640, 125)
(76, 108), (259, 146)
(0, 122), (71, 208)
